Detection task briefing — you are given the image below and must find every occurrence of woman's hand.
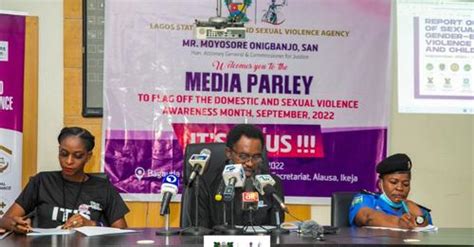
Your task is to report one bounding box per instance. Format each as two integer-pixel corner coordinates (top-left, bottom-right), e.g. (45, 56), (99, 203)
(9, 216), (32, 234)
(398, 213), (416, 229)
(62, 214), (95, 229)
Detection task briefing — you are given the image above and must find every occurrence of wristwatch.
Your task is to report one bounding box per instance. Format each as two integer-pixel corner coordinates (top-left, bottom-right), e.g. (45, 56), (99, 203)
(415, 215), (425, 225)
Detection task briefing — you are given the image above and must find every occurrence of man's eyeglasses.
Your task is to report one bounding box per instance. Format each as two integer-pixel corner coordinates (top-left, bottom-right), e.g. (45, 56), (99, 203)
(231, 149), (263, 163)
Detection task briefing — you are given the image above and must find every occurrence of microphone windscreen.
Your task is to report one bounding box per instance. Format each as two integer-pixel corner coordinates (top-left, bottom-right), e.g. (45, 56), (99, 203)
(188, 149), (211, 177)
(222, 164), (246, 187)
(254, 174), (276, 195)
(300, 220), (316, 234)
(241, 191), (259, 211)
(161, 174), (179, 195)
(300, 220), (324, 238)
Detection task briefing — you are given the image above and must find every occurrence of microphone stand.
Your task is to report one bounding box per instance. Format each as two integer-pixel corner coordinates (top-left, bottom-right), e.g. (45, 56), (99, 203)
(212, 201), (228, 232)
(181, 175), (213, 236)
(270, 209), (289, 235)
(214, 176), (242, 235)
(244, 205), (271, 235)
(218, 198), (242, 235)
(156, 206), (180, 235)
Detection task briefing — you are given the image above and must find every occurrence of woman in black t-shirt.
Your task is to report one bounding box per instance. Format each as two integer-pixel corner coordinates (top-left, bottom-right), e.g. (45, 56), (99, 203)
(0, 127), (129, 234)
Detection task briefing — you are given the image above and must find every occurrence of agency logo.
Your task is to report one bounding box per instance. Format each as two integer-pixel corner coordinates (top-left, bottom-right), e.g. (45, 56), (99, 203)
(0, 145), (12, 174)
(213, 242), (235, 247)
(262, 0), (287, 25)
(225, 0), (252, 23)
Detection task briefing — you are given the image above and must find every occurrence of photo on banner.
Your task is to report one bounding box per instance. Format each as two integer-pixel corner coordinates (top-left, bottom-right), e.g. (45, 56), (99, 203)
(102, 0), (392, 203)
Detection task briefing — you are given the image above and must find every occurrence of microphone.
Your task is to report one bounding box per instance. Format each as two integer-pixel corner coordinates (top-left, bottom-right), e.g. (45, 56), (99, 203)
(300, 220), (325, 240)
(222, 164), (246, 201)
(254, 174), (288, 213)
(160, 174), (179, 216)
(241, 191), (259, 211)
(187, 148), (211, 186)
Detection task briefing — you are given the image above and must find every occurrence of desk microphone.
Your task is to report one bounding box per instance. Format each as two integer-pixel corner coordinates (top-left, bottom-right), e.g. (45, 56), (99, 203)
(300, 220), (325, 241)
(241, 191), (259, 211)
(187, 148), (211, 186)
(159, 174), (179, 216)
(222, 164), (246, 201)
(254, 174), (288, 213)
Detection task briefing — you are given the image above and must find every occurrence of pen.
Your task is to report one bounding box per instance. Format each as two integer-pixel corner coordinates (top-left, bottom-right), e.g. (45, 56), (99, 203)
(79, 212), (91, 220)
(401, 201), (411, 217)
(22, 211), (35, 220)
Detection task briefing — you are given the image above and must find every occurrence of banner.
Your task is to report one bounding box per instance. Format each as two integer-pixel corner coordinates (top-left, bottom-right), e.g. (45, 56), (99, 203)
(0, 14), (25, 216)
(103, 0), (392, 203)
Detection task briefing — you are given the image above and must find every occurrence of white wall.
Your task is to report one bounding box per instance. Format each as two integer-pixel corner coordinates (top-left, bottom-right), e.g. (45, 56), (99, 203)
(1, 0), (472, 228)
(0, 0), (64, 172)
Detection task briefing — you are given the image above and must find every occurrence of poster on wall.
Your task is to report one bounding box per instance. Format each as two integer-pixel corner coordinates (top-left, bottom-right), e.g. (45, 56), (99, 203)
(397, 0), (474, 114)
(103, 0), (392, 203)
(0, 14), (25, 217)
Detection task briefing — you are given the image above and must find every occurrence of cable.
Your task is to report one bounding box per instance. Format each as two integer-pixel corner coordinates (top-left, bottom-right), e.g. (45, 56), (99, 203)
(286, 210), (304, 223)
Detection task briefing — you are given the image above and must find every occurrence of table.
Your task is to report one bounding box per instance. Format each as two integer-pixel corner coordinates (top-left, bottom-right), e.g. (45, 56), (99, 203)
(1, 227), (473, 246)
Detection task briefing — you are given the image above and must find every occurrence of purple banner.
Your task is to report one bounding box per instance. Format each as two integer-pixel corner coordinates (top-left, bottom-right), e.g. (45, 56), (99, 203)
(0, 13), (25, 220)
(103, 0), (392, 202)
(104, 126), (385, 196)
(0, 14), (25, 132)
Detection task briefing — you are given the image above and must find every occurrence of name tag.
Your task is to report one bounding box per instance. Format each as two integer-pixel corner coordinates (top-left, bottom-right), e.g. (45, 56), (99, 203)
(258, 200), (267, 208)
(205, 235), (270, 247)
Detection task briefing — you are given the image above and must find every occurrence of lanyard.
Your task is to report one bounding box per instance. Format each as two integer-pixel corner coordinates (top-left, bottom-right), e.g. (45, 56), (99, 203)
(61, 175), (86, 222)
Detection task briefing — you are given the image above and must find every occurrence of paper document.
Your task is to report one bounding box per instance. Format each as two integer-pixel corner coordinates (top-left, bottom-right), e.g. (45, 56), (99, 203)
(363, 225), (438, 232)
(412, 225), (438, 232)
(27, 228), (74, 236)
(0, 230), (13, 240)
(75, 226), (137, 237)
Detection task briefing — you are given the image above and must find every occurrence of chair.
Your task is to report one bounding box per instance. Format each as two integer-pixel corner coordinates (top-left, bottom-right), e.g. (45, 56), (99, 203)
(88, 172), (108, 180)
(331, 191), (357, 227)
(181, 143), (227, 189)
(180, 142), (228, 228)
(179, 142), (271, 228)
